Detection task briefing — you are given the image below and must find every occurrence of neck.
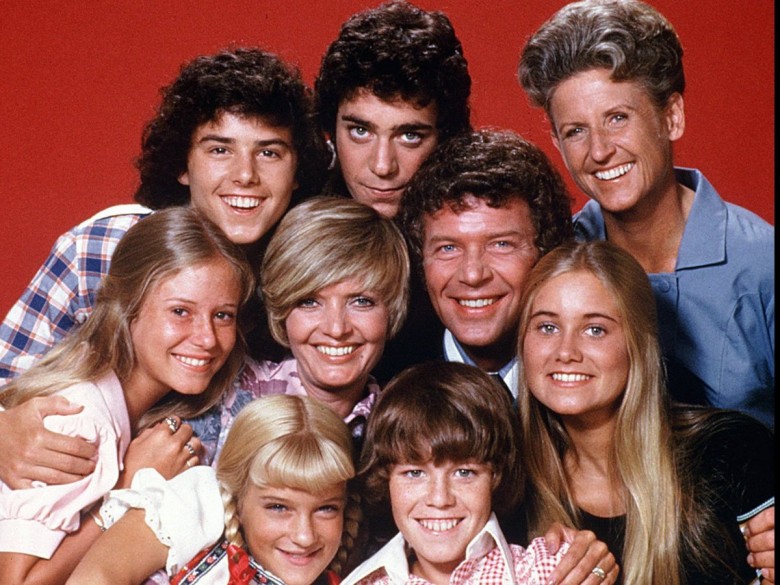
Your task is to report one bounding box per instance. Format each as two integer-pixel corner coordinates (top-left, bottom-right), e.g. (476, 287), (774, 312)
(562, 413), (625, 517)
(240, 233), (271, 272)
(121, 371), (170, 428)
(300, 378), (368, 419)
(602, 179), (695, 273)
(460, 337), (515, 373)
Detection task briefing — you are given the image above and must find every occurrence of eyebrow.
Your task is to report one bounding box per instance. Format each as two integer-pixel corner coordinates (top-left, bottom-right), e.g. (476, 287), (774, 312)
(195, 134), (292, 149)
(530, 309), (619, 323)
(164, 296), (239, 308)
(425, 229), (533, 244)
(339, 114), (435, 134)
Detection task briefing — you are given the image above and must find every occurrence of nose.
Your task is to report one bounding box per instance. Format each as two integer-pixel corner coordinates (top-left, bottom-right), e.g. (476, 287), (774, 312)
(291, 513), (316, 547)
(588, 127), (616, 163)
(231, 151), (260, 186)
(369, 139), (398, 178)
(192, 316), (217, 349)
(322, 304), (352, 339)
(458, 248), (491, 287)
(556, 330), (582, 363)
(427, 473), (455, 508)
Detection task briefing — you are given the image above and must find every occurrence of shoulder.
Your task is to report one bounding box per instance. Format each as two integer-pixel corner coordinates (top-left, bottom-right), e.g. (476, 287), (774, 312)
(236, 357), (300, 396)
(673, 405), (774, 512)
(510, 537), (567, 581)
(682, 168), (773, 248)
(46, 373), (128, 440)
(48, 205), (152, 257)
(673, 405), (773, 446)
(572, 200), (605, 242)
(70, 204), (152, 234)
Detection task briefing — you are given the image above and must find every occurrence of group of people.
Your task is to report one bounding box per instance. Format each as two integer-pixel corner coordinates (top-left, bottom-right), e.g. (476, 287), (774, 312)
(0, 1), (774, 584)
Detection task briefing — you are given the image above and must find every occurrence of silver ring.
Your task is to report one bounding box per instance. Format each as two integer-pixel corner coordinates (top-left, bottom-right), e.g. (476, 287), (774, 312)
(591, 567), (606, 580)
(184, 442), (196, 456)
(164, 416), (180, 435)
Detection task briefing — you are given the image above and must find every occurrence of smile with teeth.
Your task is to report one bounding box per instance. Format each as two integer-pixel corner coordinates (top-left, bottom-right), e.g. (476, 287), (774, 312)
(551, 372), (590, 382)
(174, 355), (212, 367)
(316, 345), (356, 357)
(418, 518), (461, 532)
(458, 298), (496, 308)
(595, 162), (634, 181)
(221, 195), (261, 209)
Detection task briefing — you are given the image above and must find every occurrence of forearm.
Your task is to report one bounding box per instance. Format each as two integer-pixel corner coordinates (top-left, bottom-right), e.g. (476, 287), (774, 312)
(67, 509), (168, 585)
(0, 506), (107, 585)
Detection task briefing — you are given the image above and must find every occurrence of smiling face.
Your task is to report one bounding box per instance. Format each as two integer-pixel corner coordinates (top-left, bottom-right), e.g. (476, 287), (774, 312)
(422, 195), (539, 370)
(549, 68), (684, 217)
(239, 483), (346, 585)
(389, 459), (493, 582)
(179, 112), (298, 246)
(127, 258), (240, 402)
(334, 90), (439, 218)
(522, 270), (630, 424)
(284, 278), (390, 412)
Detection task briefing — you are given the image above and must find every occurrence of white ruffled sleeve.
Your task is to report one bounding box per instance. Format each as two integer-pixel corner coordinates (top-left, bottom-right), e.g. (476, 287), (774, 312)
(99, 466), (224, 575)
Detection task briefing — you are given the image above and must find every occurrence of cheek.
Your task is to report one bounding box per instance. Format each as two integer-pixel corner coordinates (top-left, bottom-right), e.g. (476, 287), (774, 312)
(401, 146), (436, 175)
(471, 483), (494, 520)
(217, 326), (237, 351)
(362, 312), (390, 343)
(321, 517), (345, 550)
(335, 139), (362, 176)
(422, 260), (449, 292)
(284, 312), (312, 345)
(522, 338), (547, 376)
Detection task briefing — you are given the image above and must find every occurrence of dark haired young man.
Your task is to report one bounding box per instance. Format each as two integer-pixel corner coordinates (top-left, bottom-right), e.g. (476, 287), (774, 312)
(315, 0), (471, 220)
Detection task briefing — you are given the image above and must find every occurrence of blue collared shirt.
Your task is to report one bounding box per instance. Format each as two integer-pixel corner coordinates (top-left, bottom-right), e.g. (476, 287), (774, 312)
(574, 168), (774, 428)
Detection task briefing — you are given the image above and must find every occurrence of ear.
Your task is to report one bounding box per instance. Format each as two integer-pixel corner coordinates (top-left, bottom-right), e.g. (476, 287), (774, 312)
(664, 93), (685, 142)
(550, 128), (562, 154)
(178, 171), (190, 186)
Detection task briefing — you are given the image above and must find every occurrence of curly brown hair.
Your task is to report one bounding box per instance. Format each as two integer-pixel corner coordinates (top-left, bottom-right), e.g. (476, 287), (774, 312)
(399, 128), (573, 272)
(315, 0), (471, 143)
(134, 47), (329, 209)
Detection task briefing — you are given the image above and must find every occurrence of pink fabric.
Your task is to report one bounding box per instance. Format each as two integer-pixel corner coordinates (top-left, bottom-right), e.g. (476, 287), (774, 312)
(0, 371), (131, 558)
(360, 538), (563, 585)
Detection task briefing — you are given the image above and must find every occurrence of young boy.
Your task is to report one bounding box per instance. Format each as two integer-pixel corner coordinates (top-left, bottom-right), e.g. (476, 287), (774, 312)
(342, 362), (608, 584)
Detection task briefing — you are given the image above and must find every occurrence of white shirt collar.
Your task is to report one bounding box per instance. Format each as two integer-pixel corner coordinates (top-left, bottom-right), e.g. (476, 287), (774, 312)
(340, 513), (516, 585)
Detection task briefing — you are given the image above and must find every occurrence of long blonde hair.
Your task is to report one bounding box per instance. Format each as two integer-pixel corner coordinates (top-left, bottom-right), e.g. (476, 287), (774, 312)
(516, 241), (681, 584)
(0, 207), (255, 431)
(217, 394), (358, 575)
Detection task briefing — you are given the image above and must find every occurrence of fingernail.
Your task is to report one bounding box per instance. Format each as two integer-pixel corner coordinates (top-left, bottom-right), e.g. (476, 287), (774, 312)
(747, 553), (754, 567)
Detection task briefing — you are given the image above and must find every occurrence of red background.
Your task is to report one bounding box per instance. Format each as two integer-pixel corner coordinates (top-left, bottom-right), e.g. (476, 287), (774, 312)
(0, 1), (774, 316)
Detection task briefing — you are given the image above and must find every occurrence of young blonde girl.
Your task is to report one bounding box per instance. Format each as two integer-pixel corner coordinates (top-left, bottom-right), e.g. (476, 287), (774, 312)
(68, 394), (359, 585)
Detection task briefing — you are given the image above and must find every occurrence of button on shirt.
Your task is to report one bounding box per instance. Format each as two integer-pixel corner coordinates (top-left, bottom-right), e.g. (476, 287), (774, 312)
(574, 168), (774, 428)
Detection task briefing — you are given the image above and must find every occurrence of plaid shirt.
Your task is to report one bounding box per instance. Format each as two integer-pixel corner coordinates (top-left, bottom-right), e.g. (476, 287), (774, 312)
(342, 514), (567, 585)
(0, 204), (151, 385)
